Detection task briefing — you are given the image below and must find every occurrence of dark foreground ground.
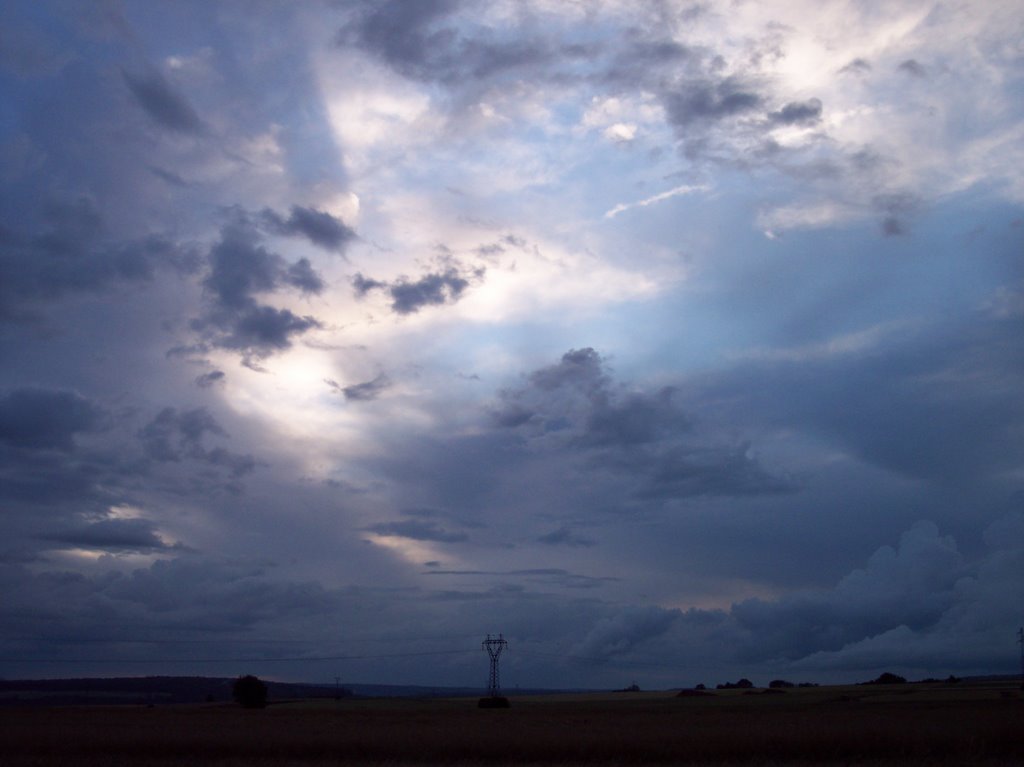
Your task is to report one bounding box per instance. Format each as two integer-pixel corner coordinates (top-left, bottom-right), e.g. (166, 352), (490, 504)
(1, 681), (1021, 765)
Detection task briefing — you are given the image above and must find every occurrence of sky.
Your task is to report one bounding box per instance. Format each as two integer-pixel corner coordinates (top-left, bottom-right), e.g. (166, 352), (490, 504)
(1, 0), (1022, 691)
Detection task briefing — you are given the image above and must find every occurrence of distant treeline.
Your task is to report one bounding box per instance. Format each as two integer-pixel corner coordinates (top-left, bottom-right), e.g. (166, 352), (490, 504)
(689, 672), (979, 691)
(0, 676), (350, 706)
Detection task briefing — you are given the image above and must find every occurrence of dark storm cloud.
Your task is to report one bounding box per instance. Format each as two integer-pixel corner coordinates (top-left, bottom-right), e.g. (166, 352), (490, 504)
(529, 347), (607, 393)
(204, 220), (289, 309)
(0, 198), (199, 322)
(602, 38), (693, 86)
(637, 443), (793, 499)
(693, 313), (1024, 485)
(881, 216), (906, 236)
(898, 59), (927, 78)
(40, 517), (174, 552)
(148, 165), (194, 188)
(730, 521), (964, 662)
(0, 392), (258, 548)
(216, 305), (321, 355)
(0, 391), (122, 552)
(573, 605), (682, 660)
(192, 217), (323, 357)
(139, 407), (255, 477)
(352, 263), (482, 315)
(261, 206), (356, 253)
(496, 349), (791, 500)
(401, 506), (483, 529)
(583, 388), (688, 447)
(662, 79), (762, 127)
(364, 519), (468, 543)
(122, 69), (204, 134)
(351, 273), (388, 296)
(390, 269), (471, 314)
(768, 98), (822, 125)
(340, 0), (461, 79)
(284, 258), (325, 293)
(874, 192), (917, 237)
(340, 2), (788, 170)
(425, 568), (615, 589)
(0, 388), (103, 451)
(340, 0), (561, 85)
(563, 515), (1023, 677)
(140, 406), (223, 461)
(324, 374), (392, 401)
(340, 0), (725, 125)
(202, 446), (258, 478)
(0, 556), (338, 657)
(195, 370), (226, 389)
(839, 57), (872, 75)
(490, 402), (533, 427)
(0, 447), (109, 508)
(342, 374), (392, 402)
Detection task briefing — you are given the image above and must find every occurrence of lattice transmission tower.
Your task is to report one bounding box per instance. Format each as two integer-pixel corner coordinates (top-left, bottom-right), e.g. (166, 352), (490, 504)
(482, 633), (508, 697)
(1018, 627), (1023, 690)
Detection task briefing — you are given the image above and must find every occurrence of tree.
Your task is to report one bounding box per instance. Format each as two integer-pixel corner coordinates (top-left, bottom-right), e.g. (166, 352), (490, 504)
(863, 672), (907, 685)
(232, 675), (267, 709)
(716, 678), (755, 690)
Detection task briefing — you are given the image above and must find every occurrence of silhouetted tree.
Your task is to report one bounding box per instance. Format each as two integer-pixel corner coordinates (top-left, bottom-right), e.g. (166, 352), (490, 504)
(232, 674), (267, 708)
(769, 679), (795, 688)
(863, 672), (907, 685)
(716, 678), (755, 690)
(478, 695), (510, 708)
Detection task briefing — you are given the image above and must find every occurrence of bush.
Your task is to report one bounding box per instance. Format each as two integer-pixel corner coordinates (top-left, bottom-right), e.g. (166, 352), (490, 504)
(232, 675), (268, 709)
(478, 696), (510, 708)
(862, 672), (907, 685)
(769, 679), (795, 688)
(716, 678), (755, 690)
(677, 688), (713, 697)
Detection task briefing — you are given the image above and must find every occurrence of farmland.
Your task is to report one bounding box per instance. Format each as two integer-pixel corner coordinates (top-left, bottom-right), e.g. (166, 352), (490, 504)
(1, 680), (1021, 765)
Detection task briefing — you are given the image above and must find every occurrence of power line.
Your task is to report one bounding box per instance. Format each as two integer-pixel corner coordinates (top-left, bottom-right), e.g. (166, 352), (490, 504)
(0, 639), (688, 672)
(1, 633), (479, 646)
(521, 649), (674, 668)
(1, 630), (483, 643)
(0, 651), (477, 659)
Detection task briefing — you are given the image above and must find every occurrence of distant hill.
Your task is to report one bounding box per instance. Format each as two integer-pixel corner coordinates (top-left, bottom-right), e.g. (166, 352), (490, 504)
(340, 682), (587, 698)
(0, 676), (348, 706)
(0, 676), (592, 706)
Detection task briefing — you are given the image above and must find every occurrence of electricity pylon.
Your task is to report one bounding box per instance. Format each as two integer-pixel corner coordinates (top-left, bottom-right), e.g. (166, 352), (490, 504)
(1018, 627), (1023, 689)
(482, 633), (508, 697)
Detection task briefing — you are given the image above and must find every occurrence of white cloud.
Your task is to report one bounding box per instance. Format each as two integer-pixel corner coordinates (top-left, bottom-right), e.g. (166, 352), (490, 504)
(603, 123), (637, 143)
(756, 201), (860, 235)
(604, 184), (709, 219)
(733, 322), (905, 363)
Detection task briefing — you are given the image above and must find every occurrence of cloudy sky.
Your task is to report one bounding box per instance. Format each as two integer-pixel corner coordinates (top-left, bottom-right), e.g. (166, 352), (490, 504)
(2, 0), (1022, 690)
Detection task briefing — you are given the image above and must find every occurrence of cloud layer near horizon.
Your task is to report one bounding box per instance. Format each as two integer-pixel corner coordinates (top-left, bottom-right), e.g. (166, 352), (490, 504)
(1, 0), (1022, 688)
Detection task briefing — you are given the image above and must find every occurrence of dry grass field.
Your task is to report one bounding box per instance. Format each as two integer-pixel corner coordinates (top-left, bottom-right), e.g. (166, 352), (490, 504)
(1, 681), (1021, 765)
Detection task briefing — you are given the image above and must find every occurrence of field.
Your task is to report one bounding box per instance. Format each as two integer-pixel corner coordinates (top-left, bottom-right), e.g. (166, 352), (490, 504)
(1, 681), (1022, 765)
